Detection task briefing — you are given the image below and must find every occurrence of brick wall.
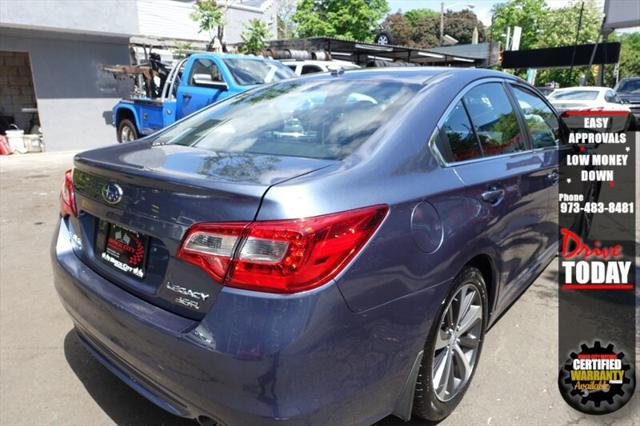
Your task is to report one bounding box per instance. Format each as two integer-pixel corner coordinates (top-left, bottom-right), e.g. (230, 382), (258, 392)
(0, 51), (38, 131)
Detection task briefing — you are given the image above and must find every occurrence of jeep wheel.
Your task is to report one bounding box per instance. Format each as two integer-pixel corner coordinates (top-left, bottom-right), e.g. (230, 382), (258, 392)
(117, 119), (138, 143)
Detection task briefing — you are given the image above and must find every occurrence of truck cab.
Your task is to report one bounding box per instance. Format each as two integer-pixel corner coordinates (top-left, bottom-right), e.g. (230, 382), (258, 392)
(112, 53), (295, 142)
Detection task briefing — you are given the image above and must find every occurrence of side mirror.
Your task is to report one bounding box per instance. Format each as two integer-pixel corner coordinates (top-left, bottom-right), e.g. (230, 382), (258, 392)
(192, 74), (228, 90)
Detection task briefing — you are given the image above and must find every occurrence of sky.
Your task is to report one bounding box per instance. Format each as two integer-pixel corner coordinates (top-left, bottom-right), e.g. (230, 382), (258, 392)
(387, 0), (638, 33)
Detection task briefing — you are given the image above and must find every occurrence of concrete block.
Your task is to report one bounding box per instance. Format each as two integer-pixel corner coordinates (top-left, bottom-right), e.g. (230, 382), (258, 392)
(12, 72), (28, 83)
(4, 56), (21, 66)
(8, 76), (29, 86)
(11, 95), (33, 105)
(20, 86), (34, 96)
(1, 87), (19, 96)
(0, 65), (17, 76)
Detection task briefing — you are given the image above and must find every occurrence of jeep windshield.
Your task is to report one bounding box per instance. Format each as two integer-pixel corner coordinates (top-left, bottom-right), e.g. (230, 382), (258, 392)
(155, 79), (420, 160)
(223, 58), (295, 85)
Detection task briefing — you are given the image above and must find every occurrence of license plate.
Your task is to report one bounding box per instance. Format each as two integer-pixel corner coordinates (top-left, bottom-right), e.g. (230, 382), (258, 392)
(99, 222), (148, 279)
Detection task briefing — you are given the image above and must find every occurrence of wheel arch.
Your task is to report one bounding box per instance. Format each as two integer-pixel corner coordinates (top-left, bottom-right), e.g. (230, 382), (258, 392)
(463, 253), (499, 321)
(114, 105), (140, 133)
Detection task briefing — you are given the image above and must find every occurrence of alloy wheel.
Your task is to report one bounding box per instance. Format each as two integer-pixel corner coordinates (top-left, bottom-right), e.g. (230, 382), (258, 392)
(432, 283), (483, 402)
(120, 126), (134, 142)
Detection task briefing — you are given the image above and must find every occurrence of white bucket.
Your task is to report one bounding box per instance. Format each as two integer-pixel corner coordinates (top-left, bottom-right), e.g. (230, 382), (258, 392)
(5, 129), (25, 152)
(23, 135), (43, 153)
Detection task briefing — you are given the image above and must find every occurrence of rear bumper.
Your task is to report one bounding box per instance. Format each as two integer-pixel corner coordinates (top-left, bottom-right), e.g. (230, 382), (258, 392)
(52, 218), (434, 425)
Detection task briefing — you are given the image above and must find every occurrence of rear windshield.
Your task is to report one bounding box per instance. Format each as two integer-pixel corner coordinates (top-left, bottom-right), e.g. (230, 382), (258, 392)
(156, 79), (420, 160)
(223, 58), (295, 85)
(549, 90), (599, 100)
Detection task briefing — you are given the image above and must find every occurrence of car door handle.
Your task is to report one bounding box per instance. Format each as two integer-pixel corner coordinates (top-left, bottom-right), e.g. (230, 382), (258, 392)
(183, 93), (192, 100)
(481, 187), (505, 204)
(547, 171), (560, 184)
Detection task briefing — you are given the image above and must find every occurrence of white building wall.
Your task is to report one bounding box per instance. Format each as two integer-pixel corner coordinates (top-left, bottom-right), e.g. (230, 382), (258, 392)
(136, 0), (278, 44)
(0, 0), (138, 37)
(136, 0), (210, 42)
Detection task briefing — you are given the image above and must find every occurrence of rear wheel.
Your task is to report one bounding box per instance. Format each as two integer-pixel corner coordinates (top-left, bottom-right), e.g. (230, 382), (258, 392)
(413, 266), (488, 421)
(117, 119), (138, 143)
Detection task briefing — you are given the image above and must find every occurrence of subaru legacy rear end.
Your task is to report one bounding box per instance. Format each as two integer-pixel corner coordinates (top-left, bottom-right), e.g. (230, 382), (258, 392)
(52, 72), (446, 425)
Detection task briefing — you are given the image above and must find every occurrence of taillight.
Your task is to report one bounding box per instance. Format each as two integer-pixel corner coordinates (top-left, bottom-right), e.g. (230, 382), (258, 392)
(177, 223), (247, 282)
(177, 205), (388, 294)
(60, 169), (77, 217)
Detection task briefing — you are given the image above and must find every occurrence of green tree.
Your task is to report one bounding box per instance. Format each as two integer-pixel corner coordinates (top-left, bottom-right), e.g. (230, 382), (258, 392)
(293, 0), (389, 42)
(444, 9), (486, 45)
(611, 32), (640, 79)
(534, 1), (602, 86)
(489, 0), (548, 50)
(380, 7), (483, 48)
(381, 13), (416, 46)
(191, 0), (225, 39)
(239, 19), (270, 54)
(404, 8), (438, 26)
(412, 14), (440, 47)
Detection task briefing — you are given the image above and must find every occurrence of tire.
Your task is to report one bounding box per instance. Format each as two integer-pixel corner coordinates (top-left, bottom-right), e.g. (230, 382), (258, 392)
(117, 118), (138, 143)
(374, 31), (393, 46)
(412, 266), (489, 421)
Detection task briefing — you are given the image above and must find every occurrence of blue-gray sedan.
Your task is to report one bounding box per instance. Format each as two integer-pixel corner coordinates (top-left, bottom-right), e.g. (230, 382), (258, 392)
(52, 67), (562, 425)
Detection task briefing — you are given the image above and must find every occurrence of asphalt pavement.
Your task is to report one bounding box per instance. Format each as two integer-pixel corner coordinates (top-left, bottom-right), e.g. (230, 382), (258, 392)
(0, 151), (637, 425)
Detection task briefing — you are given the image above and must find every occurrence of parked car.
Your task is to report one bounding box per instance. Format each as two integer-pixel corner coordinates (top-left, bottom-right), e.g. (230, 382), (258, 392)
(548, 86), (634, 131)
(282, 59), (360, 75)
(53, 68), (564, 425)
(112, 53), (295, 142)
(535, 85), (556, 96)
(547, 86), (630, 112)
(614, 77), (640, 120)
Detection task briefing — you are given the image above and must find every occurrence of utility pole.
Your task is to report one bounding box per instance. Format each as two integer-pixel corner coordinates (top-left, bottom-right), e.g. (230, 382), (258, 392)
(568, 1), (585, 84)
(440, 2), (445, 47)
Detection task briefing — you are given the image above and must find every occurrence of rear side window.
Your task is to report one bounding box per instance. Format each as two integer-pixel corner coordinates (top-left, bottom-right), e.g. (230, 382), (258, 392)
(511, 85), (560, 149)
(436, 101), (482, 162)
(463, 83), (526, 157)
(301, 65), (323, 74)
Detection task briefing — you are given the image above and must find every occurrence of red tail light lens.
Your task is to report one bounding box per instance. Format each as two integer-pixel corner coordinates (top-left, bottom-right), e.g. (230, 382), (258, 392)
(60, 169), (77, 217)
(176, 205), (388, 294)
(177, 223), (247, 282)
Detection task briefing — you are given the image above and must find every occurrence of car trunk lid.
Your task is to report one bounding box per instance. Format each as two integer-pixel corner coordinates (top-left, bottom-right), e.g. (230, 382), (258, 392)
(69, 141), (335, 319)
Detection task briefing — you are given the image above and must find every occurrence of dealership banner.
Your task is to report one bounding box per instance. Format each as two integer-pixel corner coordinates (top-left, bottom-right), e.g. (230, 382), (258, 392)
(558, 113), (636, 414)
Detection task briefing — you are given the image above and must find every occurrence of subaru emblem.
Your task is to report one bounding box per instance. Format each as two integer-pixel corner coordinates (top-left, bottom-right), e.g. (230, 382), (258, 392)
(102, 182), (123, 205)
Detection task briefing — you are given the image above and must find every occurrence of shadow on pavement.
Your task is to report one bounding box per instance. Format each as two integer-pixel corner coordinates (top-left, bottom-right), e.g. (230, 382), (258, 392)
(376, 415), (440, 425)
(63, 329), (196, 426)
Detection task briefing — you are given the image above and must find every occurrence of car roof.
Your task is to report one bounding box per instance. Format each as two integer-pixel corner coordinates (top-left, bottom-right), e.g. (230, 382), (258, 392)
(552, 86), (609, 92)
(297, 67), (520, 85)
(189, 52), (280, 61)
(282, 60), (359, 66)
